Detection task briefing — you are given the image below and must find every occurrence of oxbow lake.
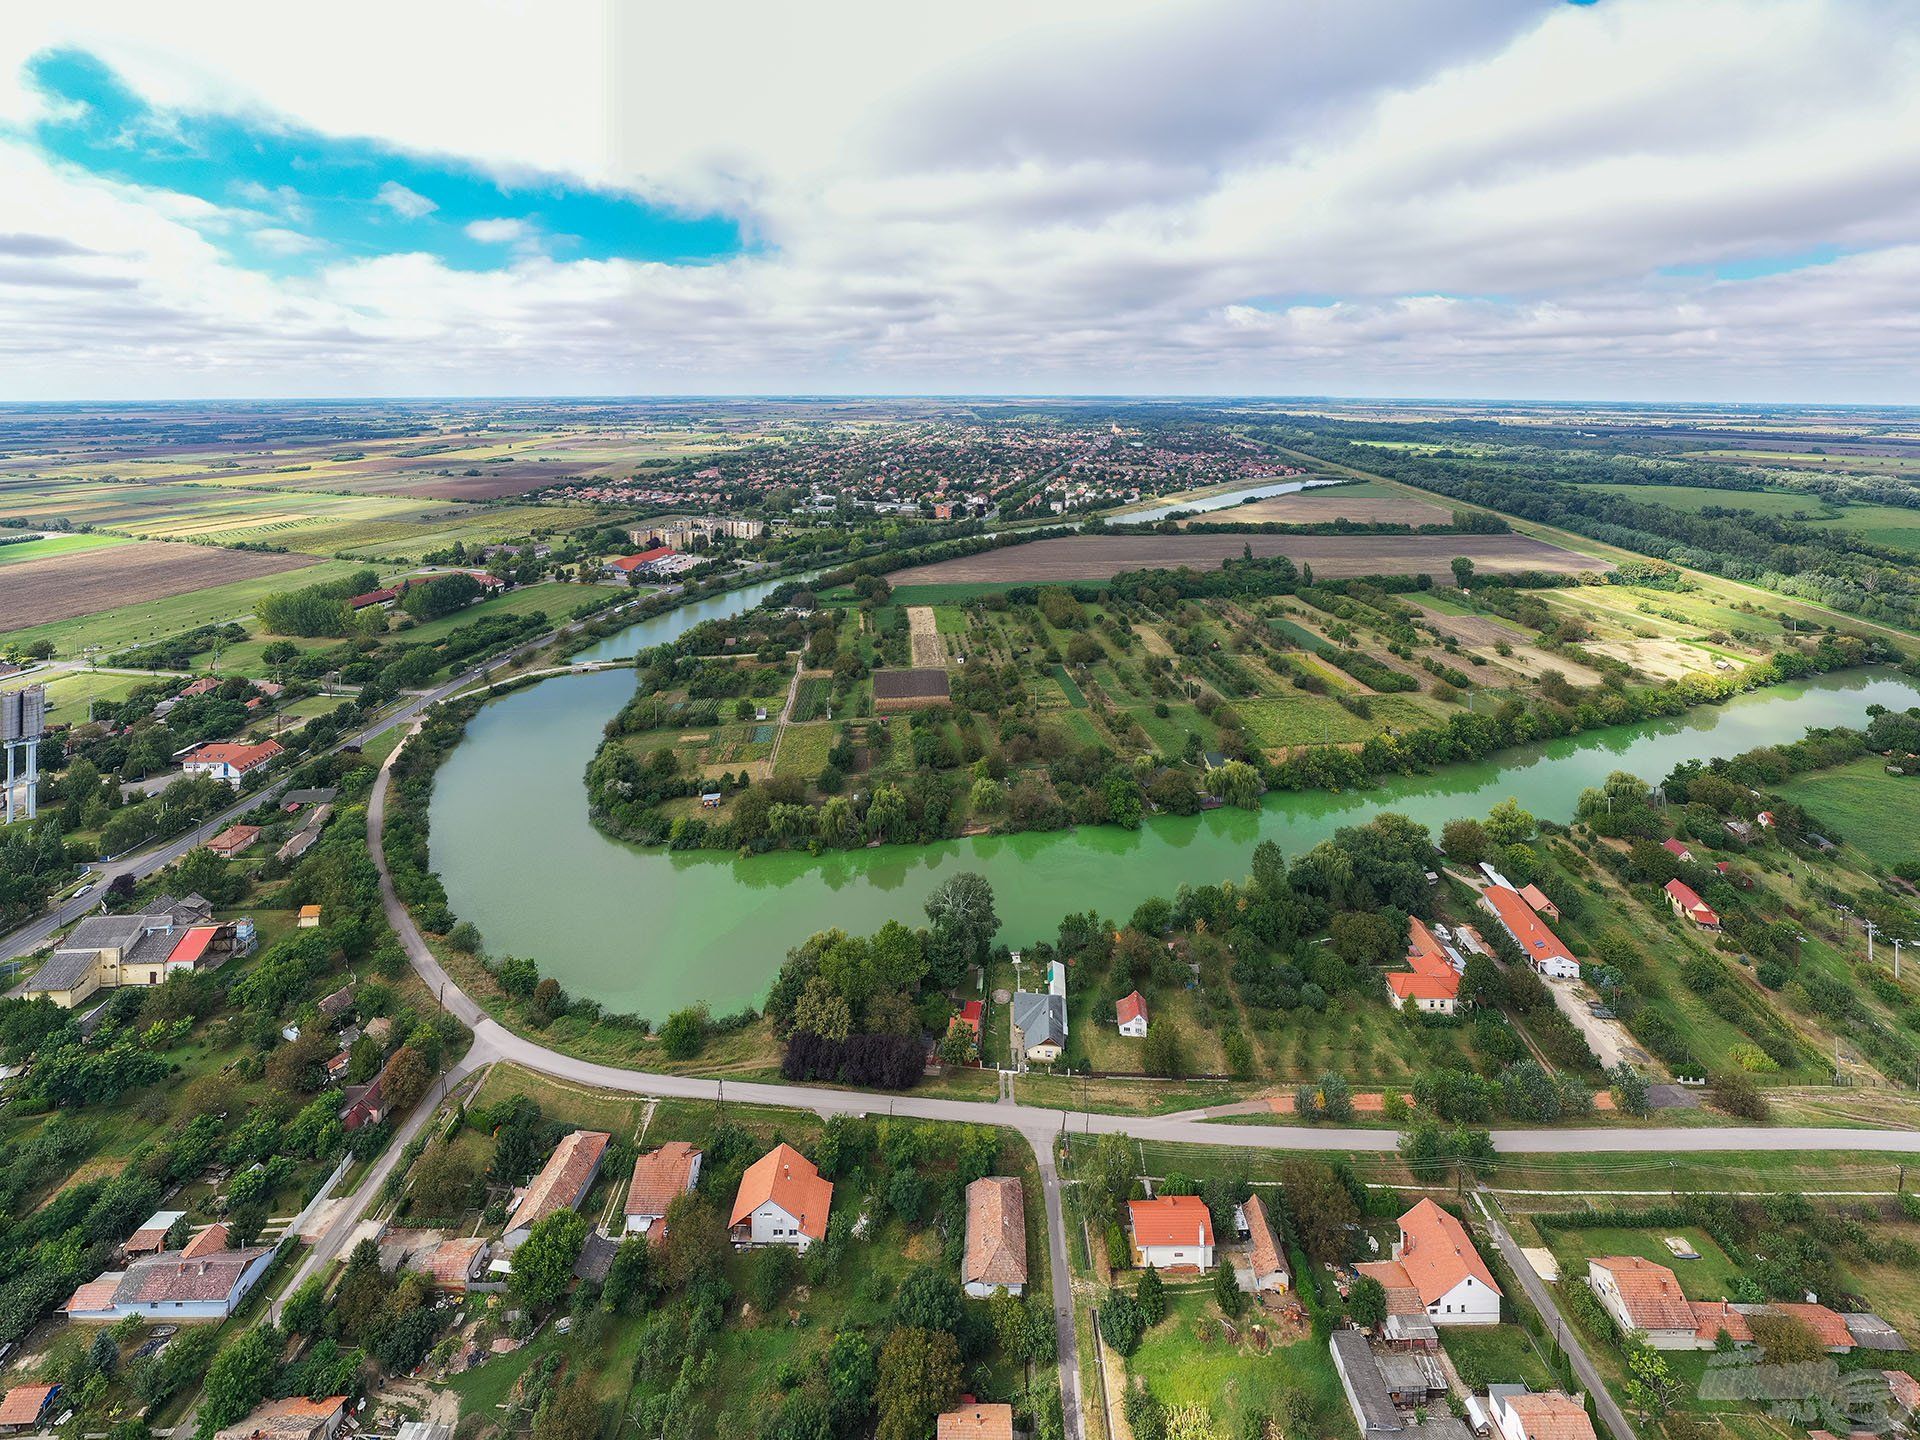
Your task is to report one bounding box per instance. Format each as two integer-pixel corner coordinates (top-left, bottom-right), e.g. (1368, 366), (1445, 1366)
(430, 584), (1920, 1017)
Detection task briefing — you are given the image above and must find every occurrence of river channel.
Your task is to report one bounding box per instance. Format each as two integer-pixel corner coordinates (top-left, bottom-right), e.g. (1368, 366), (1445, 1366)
(431, 579), (1920, 1017)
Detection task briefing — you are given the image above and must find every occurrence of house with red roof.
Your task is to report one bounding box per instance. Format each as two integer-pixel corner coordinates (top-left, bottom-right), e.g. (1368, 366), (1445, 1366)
(1357, 1198), (1500, 1325)
(1128, 1195), (1214, 1272)
(1518, 883), (1559, 921)
(730, 1144), (832, 1252)
(1116, 991), (1149, 1036)
(1481, 885), (1580, 979)
(605, 546), (677, 578)
(1664, 878), (1720, 929)
(1662, 838), (1694, 863)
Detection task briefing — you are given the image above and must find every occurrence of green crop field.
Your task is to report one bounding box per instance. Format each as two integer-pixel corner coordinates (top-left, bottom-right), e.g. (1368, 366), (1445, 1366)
(1777, 758), (1920, 867)
(771, 721), (835, 778)
(1576, 481), (1920, 555)
(35, 670), (169, 718)
(0, 532), (132, 565)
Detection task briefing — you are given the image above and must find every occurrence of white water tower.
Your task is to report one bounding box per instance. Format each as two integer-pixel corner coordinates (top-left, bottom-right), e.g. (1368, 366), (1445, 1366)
(2, 683), (47, 824)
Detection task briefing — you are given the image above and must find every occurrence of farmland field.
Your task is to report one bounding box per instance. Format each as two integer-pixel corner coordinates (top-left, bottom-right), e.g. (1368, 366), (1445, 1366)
(0, 540), (319, 632)
(1, 557), (375, 656)
(1183, 492), (1452, 526)
(0, 532), (132, 565)
(885, 532), (1606, 585)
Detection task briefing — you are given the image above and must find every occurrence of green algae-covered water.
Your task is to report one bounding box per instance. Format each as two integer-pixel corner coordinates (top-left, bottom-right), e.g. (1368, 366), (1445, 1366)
(432, 589), (1920, 1016)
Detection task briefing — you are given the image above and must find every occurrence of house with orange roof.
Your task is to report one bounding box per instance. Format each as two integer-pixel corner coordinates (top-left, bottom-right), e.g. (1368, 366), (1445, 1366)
(1587, 1256), (1699, 1348)
(1358, 1199), (1500, 1325)
(206, 824), (261, 858)
(1481, 885), (1580, 979)
(1517, 883), (1559, 921)
(1242, 1193), (1289, 1292)
(502, 1129), (610, 1250)
(1662, 838), (1694, 863)
(935, 1403), (1014, 1440)
(1664, 878), (1720, 929)
(1116, 990), (1149, 1037)
(0, 1385), (60, 1434)
(1490, 1388), (1597, 1440)
(962, 1176), (1027, 1297)
(1386, 918), (1461, 1014)
(729, 1143), (832, 1252)
(210, 1396), (349, 1440)
(1129, 1194), (1215, 1272)
(624, 1141), (702, 1237)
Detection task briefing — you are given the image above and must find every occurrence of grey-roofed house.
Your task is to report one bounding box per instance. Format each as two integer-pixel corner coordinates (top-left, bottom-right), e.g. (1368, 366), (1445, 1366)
(21, 894), (230, 1008)
(1330, 1330), (1404, 1438)
(1845, 1312), (1909, 1351)
(1010, 992), (1066, 1063)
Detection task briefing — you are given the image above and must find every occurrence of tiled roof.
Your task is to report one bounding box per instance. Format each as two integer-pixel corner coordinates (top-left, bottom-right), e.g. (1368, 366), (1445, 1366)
(936, 1404), (1014, 1440)
(506, 1130), (610, 1234)
(63, 1275), (125, 1314)
(0, 1386), (58, 1426)
(1502, 1392), (1597, 1440)
(1356, 1259), (1423, 1316)
(114, 1247), (273, 1305)
(167, 925), (220, 968)
(1663, 839), (1691, 857)
(1884, 1369), (1920, 1413)
(1592, 1256), (1694, 1332)
(429, 1237), (487, 1289)
(1518, 883), (1555, 913)
(181, 1224), (228, 1258)
(730, 1144), (833, 1239)
(1689, 1300), (1752, 1345)
(964, 1177), (1027, 1289)
(1396, 1199), (1499, 1304)
(1244, 1193), (1285, 1283)
(182, 739), (284, 771)
(211, 1396), (348, 1440)
(1129, 1195), (1214, 1249)
(625, 1141), (701, 1221)
(1483, 886), (1578, 973)
(1771, 1302), (1855, 1350)
(1388, 969), (1458, 1001)
(1116, 991), (1148, 1025)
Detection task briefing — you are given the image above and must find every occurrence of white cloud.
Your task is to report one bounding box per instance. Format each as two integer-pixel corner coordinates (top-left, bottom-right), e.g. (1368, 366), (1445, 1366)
(463, 217), (537, 247)
(375, 180), (435, 219)
(250, 226), (321, 255)
(0, 0), (1919, 397)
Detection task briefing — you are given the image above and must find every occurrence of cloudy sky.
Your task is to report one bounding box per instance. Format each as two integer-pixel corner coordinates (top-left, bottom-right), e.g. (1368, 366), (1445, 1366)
(3, 0), (1918, 401)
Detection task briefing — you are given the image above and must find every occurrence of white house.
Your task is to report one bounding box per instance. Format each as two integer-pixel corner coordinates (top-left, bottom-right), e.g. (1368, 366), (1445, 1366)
(1129, 1195), (1215, 1272)
(1586, 1256), (1701, 1349)
(178, 739), (284, 787)
(1356, 1199), (1500, 1326)
(729, 1143), (832, 1252)
(1116, 991), (1149, 1037)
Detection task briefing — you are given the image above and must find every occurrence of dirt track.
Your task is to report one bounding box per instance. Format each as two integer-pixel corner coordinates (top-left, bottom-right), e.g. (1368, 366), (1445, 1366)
(3, 542), (319, 630)
(888, 533), (1606, 586)
(906, 605), (945, 666)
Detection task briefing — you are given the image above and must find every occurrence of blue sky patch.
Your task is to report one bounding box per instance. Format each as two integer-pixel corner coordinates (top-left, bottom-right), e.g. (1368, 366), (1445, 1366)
(20, 49), (744, 275)
(1659, 245), (1850, 283)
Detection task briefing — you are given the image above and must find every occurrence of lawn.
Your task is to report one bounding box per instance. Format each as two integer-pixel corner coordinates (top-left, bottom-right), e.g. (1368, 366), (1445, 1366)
(1127, 1293), (1355, 1440)
(1543, 1225), (1746, 1301)
(36, 669), (170, 717)
(1050, 664), (1088, 707)
(1441, 1324), (1557, 1393)
(1235, 693), (1383, 748)
(1777, 758), (1920, 868)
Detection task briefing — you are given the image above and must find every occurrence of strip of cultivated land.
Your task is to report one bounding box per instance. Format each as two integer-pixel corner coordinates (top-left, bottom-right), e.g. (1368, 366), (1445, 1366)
(1, 540), (320, 630)
(1178, 493), (1453, 526)
(886, 532), (1606, 585)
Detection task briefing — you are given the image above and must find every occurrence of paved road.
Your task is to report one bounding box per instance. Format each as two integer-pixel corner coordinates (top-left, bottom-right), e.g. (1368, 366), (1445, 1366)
(1473, 1192), (1636, 1440)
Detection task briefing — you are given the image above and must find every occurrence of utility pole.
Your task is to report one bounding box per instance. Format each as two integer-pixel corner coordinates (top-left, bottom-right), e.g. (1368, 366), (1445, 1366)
(1867, 919), (1880, 969)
